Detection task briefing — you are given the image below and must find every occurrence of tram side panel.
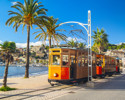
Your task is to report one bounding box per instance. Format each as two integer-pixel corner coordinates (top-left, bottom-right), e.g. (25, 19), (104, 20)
(105, 56), (110, 75)
(105, 56), (116, 75)
(111, 57), (116, 73)
(75, 50), (96, 80)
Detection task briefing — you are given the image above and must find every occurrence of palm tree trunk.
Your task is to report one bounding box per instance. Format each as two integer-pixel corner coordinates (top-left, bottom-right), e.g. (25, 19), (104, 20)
(25, 25), (30, 78)
(99, 49), (100, 54)
(98, 47), (101, 54)
(49, 37), (51, 48)
(99, 47), (101, 54)
(3, 58), (9, 87)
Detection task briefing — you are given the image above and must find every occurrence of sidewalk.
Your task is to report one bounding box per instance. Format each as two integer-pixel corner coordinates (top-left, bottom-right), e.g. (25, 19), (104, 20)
(54, 74), (125, 100)
(0, 74), (49, 90)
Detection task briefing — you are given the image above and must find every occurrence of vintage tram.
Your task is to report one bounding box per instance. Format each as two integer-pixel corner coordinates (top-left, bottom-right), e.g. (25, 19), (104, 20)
(48, 48), (96, 85)
(48, 48), (121, 86)
(96, 54), (120, 77)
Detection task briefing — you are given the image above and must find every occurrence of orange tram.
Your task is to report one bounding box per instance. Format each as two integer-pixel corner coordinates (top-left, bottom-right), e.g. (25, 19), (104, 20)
(48, 48), (121, 86)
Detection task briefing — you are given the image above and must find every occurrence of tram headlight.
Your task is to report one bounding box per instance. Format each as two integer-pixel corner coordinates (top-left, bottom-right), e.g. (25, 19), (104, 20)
(54, 73), (58, 77)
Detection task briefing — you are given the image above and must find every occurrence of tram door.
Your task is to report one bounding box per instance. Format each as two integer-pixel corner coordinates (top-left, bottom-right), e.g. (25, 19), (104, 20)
(70, 55), (75, 79)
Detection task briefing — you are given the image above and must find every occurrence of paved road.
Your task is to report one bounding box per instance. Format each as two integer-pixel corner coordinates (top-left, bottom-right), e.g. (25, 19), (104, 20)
(0, 70), (125, 100)
(53, 73), (125, 100)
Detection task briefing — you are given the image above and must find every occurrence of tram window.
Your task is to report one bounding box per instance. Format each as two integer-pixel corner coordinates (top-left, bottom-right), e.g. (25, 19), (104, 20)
(52, 55), (60, 65)
(70, 56), (75, 65)
(63, 50), (68, 53)
(52, 50), (60, 52)
(85, 60), (88, 64)
(84, 55), (88, 64)
(78, 56), (82, 67)
(96, 57), (103, 66)
(62, 55), (69, 66)
(82, 56), (85, 66)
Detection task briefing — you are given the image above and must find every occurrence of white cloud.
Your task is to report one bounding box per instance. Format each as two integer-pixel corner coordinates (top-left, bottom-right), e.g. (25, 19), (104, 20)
(0, 40), (3, 44)
(16, 41), (49, 48)
(11, 2), (17, 5)
(67, 37), (86, 43)
(0, 37), (86, 48)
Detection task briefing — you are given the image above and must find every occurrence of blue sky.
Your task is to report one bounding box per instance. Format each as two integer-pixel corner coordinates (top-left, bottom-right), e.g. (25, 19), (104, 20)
(0, 0), (125, 47)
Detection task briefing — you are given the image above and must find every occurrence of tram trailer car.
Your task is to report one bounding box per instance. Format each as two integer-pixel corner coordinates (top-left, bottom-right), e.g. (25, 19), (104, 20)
(96, 54), (120, 78)
(48, 48), (96, 85)
(105, 56), (116, 76)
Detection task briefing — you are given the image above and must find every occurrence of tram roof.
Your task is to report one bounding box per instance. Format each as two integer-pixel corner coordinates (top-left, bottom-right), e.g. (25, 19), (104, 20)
(50, 47), (88, 51)
(50, 47), (87, 50)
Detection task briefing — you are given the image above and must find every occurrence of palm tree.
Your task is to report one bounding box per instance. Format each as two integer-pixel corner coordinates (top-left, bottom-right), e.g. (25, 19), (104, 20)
(92, 28), (108, 53)
(101, 33), (108, 51)
(6, 0), (48, 78)
(67, 39), (78, 48)
(78, 43), (86, 49)
(34, 16), (67, 48)
(0, 41), (16, 88)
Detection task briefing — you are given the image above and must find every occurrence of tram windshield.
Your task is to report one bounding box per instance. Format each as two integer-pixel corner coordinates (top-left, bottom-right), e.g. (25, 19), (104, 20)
(53, 55), (60, 65)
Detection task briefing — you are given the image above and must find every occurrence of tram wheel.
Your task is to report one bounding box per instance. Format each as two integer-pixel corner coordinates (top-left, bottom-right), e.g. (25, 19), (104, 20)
(100, 75), (105, 79)
(50, 83), (55, 86)
(48, 80), (55, 86)
(73, 82), (79, 86)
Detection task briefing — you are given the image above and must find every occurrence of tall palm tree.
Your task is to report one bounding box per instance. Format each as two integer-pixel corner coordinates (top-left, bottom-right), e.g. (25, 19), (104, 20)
(0, 41), (16, 88)
(92, 28), (108, 53)
(6, 0), (48, 78)
(34, 16), (67, 48)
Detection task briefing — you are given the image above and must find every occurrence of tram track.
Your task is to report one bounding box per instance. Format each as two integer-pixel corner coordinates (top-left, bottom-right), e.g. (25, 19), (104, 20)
(0, 84), (74, 100)
(17, 85), (74, 100)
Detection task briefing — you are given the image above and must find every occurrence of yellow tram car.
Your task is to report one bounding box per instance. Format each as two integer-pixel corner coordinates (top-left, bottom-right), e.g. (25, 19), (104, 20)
(48, 48), (121, 86)
(48, 48), (96, 85)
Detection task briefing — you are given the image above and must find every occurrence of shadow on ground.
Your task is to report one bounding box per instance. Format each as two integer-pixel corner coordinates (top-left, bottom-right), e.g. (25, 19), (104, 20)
(81, 74), (125, 90)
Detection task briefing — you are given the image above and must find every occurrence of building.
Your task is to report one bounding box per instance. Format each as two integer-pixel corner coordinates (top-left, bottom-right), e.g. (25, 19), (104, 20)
(30, 46), (41, 53)
(105, 50), (125, 59)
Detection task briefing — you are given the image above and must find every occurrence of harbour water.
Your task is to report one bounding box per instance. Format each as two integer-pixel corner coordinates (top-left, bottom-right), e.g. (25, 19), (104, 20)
(0, 66), (48, 79)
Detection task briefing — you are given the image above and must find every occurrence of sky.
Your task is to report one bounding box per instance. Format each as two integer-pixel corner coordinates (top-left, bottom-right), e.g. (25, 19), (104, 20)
(0, 0), (125, 48)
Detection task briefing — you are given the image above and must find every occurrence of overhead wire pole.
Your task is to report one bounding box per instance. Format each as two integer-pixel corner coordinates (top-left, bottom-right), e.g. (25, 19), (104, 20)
(59, 10), (92, 81)
(88, 10), (92, 81)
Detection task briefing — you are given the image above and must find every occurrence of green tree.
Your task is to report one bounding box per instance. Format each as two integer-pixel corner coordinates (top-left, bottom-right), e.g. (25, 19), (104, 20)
(6, 0), (48, 78)
(78, 43), (86, 49)
(68, 39), (78, 48)
(92, 28), (108, 53)
(45, 46), (49, 50)
(34, 16), (67, 48)
(0, 41), (16, 88)
(117, 45), (121, 50)
(30, 52), (36, 57)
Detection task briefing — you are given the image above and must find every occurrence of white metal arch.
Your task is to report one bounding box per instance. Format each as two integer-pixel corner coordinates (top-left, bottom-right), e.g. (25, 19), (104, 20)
(59, 21), (88, 32)
(59, 10), (92, 81)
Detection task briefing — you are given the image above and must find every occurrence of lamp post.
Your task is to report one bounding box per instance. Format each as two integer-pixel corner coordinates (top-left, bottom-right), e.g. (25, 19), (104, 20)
(59, 10), (92, 81)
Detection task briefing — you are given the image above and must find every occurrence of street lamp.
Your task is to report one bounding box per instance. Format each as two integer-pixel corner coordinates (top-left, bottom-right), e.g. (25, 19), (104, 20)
(59, 10), (92, 81)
